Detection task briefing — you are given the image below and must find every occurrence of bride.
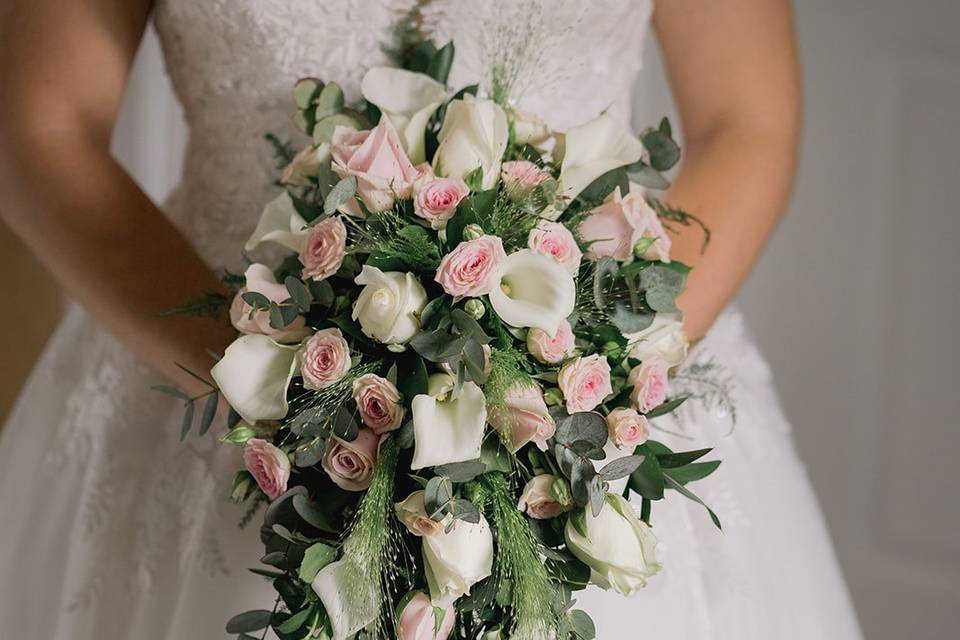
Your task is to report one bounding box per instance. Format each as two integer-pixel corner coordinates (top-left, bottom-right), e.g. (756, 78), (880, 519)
(0, 0), (862, 638)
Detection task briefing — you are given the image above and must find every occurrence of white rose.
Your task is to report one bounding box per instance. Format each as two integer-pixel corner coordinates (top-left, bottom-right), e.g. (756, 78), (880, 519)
(361, 67), (446, 164)
(423, 514), (494, 607)
(549, 114), (644, 217)
(509, 107), (551, 146)
(488, 249), (576, 336)
(625, 312), (689, 367)
(564, 494), (661, 596)
(411, 374), (487, 470)
(352, 266), (428, 344)
(433, 96), (508, 190)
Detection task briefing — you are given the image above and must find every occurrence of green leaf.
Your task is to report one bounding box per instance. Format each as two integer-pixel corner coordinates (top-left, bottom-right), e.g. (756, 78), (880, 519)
(198, 391), (219, 437)
(307, 278), (335, 307)
(426, 41), (455, 83)
(450, 309), (491, 344)
(314, 82), (345, 121)
(397, 356), (429, 401)
(225, 610), (273, 634)
(568, 509), (588, 538)
(332, 405), (359, 442)
(220, 424), (257, 446)
(260, 551), (287, 569)
(410, 329), (467, 362)
(324, 175), (357, 215)
(276, 606), (314, 634)
(657, 447), (712, 469)
(285, 276), (311, 312)
(152, 384), (190, 401)
(241, 291), (271, 309)
(664, 460), (722, 485)
(463, 165), (484, 192)
(268, 302), (299, 330)
(180, 400), (195, 441)
(569, 610), (597, 640)
(293, 78), (323, 110)
(480, 435), (513, 473)
(292, 494), (338, 533)
(627, 451), (664, 500)
(664, 474), (722, 530)
(626, 160), (670, 190)
(313, 112), (362, 145)
(641, 129), (681, 171)
(644, 395), (689, 418)
(396, 420), (416, 449)
(597, 454), (643, 481)
(424, 476), (454, 519)
(434, 459), (487, 483)
(298, 543), (337, 582)
(449, 498), (481, 524)
(553, 410), (607, 449)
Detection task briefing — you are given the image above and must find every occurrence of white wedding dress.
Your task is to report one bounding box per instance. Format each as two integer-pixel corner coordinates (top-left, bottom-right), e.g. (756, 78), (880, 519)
(0, 1), (862, 638)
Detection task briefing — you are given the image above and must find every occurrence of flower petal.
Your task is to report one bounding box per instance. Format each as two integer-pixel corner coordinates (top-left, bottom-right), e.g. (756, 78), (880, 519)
(361, 67), (446, 164)
(555, 114), (644, 207)
(245, 191), (309, 253)
(410, 381), (487, 470)
(210, 335), (300, 423)
(489, 250), (576, 335)
(312, 559), (379, 640)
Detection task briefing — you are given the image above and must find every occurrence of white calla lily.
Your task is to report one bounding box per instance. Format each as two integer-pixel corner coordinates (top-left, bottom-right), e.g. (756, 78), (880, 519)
(244, 191), (308, 253)
(552, 114), (644, 214)
(488, 249), (576, 336)
(312, 559), (378, 640)
(433, 97), (509, 189)
(423, 514), (494, 607)
(361, 67), (446, 164)
(411, 375), (487, 470)
(210, 335), (300, 423)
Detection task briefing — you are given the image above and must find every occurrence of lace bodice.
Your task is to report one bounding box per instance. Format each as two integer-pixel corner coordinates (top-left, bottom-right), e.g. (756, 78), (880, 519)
(153, 0), (654, 269)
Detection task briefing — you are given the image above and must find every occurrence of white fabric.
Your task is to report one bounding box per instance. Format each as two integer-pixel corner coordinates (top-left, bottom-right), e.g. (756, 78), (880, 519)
(0, 1), (861, 638)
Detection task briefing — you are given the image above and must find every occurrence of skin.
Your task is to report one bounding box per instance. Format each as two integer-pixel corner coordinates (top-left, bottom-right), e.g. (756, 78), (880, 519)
(0, 0), (800, 393)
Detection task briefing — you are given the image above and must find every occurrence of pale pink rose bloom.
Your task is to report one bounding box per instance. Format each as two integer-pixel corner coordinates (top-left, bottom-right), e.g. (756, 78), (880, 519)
(487, 383), (556, 452)
(300, 216), (347, 281)
(243, 438), (291, 500)
(517, 475), (568, 519)
(526, 319), (575, 364)
(528, 220), (582, 275)
(579, 186), (671, 262)
(397, 592), (455, 640)
(605, 407), (651, 448)
(413, 177), (469, 230)
(352, 373), (404, 435)
(435, 235), (507, 297)
(395, 491), (444, 537)
(321, 427), (381, 491)
(281, 143), (329, 187)
(558, 354), (613, 413)
(229, 264), (312, 343)
(330, 117), (418, 212)
(300, 328), (351, 391)
(628, 359), (670, 413)
(501, 160), (550, 197)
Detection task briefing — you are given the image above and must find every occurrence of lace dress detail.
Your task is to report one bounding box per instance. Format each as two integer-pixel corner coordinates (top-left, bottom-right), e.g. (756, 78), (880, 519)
(0, 1), (861, 638)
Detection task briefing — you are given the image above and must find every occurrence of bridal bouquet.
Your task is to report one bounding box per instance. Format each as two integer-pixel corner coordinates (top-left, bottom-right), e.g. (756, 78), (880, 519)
(177, 38), (722, 640)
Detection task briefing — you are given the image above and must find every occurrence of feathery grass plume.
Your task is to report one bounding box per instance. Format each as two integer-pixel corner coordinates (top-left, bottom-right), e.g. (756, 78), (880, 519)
(328, 437), (407, 638)
(483, 346), (535, 443)
(343, 210), (442, 272)
(483, 472), (559, 638)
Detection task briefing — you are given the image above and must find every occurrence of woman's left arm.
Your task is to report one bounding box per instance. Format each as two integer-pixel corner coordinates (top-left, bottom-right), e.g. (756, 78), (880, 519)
(652, 0), (801, 339)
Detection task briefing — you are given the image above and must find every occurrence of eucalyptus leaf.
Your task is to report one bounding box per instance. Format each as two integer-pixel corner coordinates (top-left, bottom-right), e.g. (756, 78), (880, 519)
(424, 476), (454, 520)
(285, 276), (311, 312)
(225, 610), (273, 634)
(241, 291), (271, 310)
(324, 175), (357, 215)
(433, 459), (486, 483)
(292, 494), (338, 533)
(569, 610), (597, 640)
(314, 82), (345, 121)
(293, 77), (323, 110)
(641, 129), (681, 171)
(554, 411), (608, 449)
(332, 405), (359, 441)
(298, 542), (337, 582)
(598, 454), (644, 481)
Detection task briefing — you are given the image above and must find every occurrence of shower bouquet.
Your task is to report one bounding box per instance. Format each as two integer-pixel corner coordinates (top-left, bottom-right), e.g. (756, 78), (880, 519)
(174, 37), (723, 640)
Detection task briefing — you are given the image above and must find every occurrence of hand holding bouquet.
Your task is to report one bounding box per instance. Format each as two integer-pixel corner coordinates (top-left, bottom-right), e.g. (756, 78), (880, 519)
(169, 38), (722, 640)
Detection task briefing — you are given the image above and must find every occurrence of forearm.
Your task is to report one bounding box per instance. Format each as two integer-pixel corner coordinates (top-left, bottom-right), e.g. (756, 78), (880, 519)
(0, 129), (235, 393)
(664, 124), (799, 339)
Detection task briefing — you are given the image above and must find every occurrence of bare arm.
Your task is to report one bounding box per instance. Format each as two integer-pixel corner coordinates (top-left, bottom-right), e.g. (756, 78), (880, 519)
(653, 0), (802, 339)
(0, 0), (234, 394)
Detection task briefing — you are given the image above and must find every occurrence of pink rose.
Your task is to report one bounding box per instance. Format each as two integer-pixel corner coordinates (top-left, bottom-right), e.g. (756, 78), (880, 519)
(331, 117), (418, 212)
(229, 264), (312, 343)
(321, 427), (380, 491)
(435, 235), (507, 297)
(528, 220), (582, 275)
(300, 328), (351, 391)
(526, 319), (575, 364)
(487, 383), (556, 452)
(300, 216), (347, 281)
(501, 160), (550, 197)
(243, 439), (290, 500)
(606, 407), (650, 447)
(414, 177), (469, 230)
(579, 186), (671, 262)
(395, 491), (444, 537)
(558, 354), (613, 413)
(397, 591), (455, 640)
(352, 373), (404, 435)
(517, 475), (569, 519)
(628, 359), (669, 413)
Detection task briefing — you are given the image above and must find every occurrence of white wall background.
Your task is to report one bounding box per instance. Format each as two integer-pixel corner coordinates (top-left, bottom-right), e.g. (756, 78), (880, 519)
(115, 2), (960, 636)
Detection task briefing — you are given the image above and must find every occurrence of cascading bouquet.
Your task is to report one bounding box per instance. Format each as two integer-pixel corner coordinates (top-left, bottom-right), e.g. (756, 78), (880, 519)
(172, 38), (723, 640)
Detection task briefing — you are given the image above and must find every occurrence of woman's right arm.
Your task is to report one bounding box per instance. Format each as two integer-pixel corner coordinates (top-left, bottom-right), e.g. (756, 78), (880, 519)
(0, 0), (236, 395)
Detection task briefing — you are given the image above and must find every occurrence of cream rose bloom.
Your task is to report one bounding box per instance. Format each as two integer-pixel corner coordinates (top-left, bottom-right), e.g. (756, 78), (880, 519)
(423, 514), (494, 607)
(395, 490), (446, 537)
(625, 312), (689, 367)
(564, 494), (661, 595)
(433, 96), (509, 190)
(352, 266), (428, 344)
